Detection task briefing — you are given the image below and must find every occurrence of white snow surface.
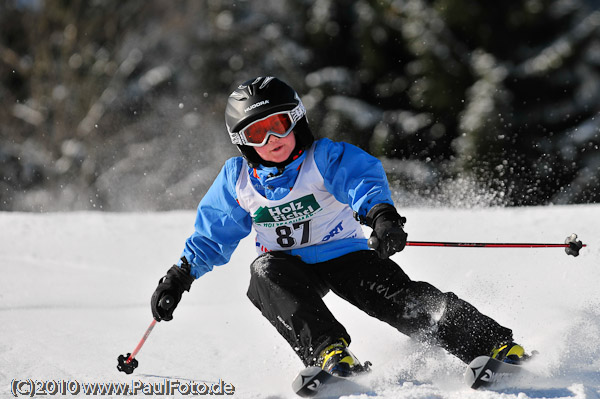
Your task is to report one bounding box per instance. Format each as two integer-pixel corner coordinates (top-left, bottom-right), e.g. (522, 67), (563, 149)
(1, 205), (599, 398)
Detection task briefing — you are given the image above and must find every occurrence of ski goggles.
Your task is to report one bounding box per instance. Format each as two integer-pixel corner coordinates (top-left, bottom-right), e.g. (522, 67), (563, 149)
(229, 102), (306, 147)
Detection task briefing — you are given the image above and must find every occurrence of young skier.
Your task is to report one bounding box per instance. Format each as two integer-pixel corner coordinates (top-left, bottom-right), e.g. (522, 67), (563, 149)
(150, 76), (527, 377)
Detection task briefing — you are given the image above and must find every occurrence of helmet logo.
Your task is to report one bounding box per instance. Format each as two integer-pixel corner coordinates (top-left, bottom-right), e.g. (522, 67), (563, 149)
(244, 99), (270, 113)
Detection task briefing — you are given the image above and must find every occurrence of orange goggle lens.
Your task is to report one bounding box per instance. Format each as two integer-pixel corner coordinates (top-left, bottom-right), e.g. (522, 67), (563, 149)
(240, 113), (294, 146)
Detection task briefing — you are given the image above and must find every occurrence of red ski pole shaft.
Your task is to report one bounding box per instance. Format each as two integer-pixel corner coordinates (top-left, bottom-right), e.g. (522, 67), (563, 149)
(127, 319), (157, 363)
(368, 233), (586, 256)
(117, 296), (173, 374)
(405, 241), (584, 248)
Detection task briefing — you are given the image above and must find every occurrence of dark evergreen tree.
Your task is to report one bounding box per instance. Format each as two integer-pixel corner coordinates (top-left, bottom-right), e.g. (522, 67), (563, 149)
(1, 0), (599, 210)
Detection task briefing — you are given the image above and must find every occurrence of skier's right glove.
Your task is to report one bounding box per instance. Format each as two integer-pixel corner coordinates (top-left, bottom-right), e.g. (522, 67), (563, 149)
(367, 203), (408, 259)
(151, 257), (194, 322)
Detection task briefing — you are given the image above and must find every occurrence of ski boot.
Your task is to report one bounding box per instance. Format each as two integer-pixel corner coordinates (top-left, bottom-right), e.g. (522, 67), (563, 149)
(316, 339), (371, 377)
(490, 342), (529, 364)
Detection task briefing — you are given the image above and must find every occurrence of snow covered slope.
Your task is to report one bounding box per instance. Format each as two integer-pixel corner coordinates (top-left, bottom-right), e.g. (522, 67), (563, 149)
(1, 205), (599, 398)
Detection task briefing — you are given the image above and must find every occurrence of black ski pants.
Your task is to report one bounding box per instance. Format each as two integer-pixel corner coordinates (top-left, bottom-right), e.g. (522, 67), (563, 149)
(246, 250), (513, 366)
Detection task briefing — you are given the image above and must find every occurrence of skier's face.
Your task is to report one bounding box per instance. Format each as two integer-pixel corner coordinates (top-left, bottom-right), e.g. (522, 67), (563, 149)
(254, 131), (296, 164)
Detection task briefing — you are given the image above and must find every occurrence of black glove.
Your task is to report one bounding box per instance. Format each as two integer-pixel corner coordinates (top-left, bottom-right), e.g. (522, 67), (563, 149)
(366, 203), (408, 259)
(151, 257), (194, 321)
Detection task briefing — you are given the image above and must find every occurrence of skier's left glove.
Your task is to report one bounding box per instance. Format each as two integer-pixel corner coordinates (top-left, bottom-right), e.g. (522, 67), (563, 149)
(151, 257), (194, 322)
(367, 203), (408, 259)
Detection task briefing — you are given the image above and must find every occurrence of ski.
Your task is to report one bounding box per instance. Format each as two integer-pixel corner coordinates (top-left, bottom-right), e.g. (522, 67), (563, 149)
(294, 356), (530, 395)
(464, 355), (526, 389)
(291, 366), (370, 397)
(292, 367), (338, 397)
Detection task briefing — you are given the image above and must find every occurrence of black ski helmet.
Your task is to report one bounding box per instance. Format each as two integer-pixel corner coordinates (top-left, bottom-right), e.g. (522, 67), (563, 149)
(225, 76), (314, 167)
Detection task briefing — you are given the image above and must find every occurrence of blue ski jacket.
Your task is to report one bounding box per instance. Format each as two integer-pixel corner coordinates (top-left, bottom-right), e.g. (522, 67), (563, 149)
(181, 138), (394, 279)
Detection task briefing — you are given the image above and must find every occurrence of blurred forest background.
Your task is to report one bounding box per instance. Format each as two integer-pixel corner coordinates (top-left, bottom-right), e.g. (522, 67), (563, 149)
(1, 0), (600, 212)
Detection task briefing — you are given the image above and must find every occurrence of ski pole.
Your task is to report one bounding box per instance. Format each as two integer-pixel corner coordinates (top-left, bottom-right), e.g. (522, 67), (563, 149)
(369, 233), (586, 257)
(117, 295), (173, 374)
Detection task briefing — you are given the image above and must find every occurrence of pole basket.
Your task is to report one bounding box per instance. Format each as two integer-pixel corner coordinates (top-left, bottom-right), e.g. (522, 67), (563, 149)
(117, 353), (138, 374)
(564, 233), (584, 257)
